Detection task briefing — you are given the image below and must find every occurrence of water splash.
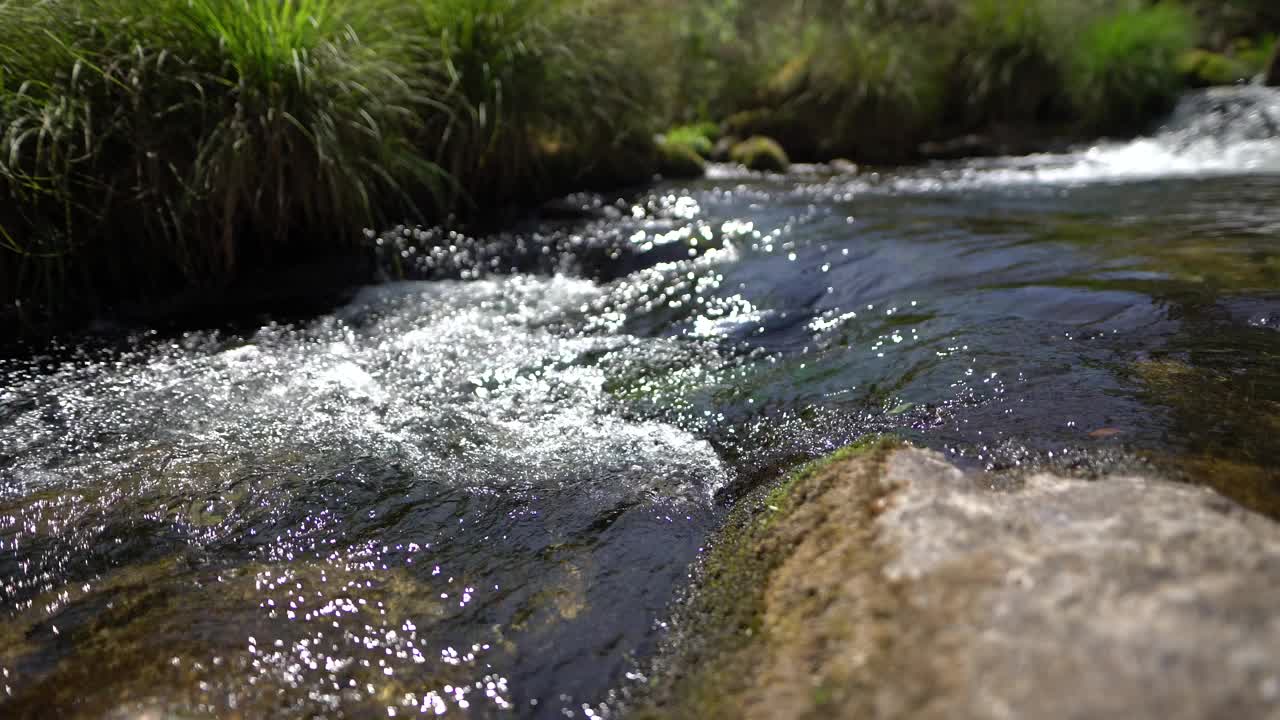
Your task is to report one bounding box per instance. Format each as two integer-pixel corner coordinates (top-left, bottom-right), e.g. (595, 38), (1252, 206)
(846, 87), (1280, 192)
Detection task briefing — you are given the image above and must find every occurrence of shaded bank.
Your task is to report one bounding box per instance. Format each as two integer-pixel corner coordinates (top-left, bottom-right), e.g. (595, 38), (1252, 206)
(637, 443), (1280, 719)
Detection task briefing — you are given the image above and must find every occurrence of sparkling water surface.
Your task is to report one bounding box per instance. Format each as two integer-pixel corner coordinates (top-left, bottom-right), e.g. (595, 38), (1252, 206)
(3, 88), (1280, 718)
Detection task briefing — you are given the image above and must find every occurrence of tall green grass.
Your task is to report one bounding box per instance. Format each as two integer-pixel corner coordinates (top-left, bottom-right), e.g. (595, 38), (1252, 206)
(674, 0), (1202, 156)
(412, 0), (659, 206)
(0, 0), (437, 316)
(1066, 3), (1200, 131)
(0, 0), (657, 326)
(0, 0), (1230, 330)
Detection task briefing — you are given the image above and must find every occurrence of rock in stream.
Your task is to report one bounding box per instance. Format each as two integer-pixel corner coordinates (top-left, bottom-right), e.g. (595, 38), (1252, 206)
(640, 442), (1280, 720)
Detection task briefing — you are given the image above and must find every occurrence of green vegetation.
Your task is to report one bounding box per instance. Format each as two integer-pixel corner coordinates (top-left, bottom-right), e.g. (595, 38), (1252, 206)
(1065, 5), (1199, 130)
(1177, 48), (1253, 86)
(729, 136), (789, 172)
(634, 437), (901, 719)
(0, 0), (658, 328)
(656, 138), (707, 179)
(0, 0), (435, 313)
(1, 0), (1274, 330)
(662, 123), (720, 158)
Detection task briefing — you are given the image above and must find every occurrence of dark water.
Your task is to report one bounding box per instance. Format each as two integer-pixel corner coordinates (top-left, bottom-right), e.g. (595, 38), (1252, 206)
(2, 89), (1280, 718)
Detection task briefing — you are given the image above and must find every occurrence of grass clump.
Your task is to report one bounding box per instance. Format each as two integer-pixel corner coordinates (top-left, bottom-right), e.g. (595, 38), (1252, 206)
(0, 0), (434, 318)
(0, 0), (662, 328)
(0, 0), (1259, 330)
(1065, 3), (1200, 132)
(953, 0), (1070, 126)
(412, 0), (660, 206)
(662, 0), (1208, 158)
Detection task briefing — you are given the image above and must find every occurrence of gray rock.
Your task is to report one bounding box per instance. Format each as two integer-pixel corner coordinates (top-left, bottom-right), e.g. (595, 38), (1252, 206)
(877, 448), (1280, 720)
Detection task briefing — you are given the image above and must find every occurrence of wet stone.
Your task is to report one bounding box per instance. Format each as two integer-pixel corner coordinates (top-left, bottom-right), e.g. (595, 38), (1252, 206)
(647, 445), (1280, 720)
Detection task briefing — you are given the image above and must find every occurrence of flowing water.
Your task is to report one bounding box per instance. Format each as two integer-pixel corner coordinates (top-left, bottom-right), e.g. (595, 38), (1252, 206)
(2, 88), (1280, 718)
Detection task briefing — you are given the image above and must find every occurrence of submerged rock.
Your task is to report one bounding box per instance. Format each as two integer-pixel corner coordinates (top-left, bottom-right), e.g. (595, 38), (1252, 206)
(729, 136), (790, 173)
(641, 442), (1280, 719)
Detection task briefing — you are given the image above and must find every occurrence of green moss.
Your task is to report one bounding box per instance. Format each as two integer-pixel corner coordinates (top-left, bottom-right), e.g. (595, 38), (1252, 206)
(1233, 34), (1277, 75)
(663, 130), (713, 158)
(1177, 49), (1252, 86)
(664, 123), (721, 158)
(636, 436), (899, 718)
(656, 138), (707, 179)
(729, 136), (790, 172)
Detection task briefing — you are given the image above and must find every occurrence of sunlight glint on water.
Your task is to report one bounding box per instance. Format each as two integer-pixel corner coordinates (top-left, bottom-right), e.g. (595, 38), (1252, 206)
(3, 87), (1280, 718)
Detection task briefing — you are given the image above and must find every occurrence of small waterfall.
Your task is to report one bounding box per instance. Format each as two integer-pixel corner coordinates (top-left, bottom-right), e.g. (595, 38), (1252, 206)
(1068, 85), (1280, 178)
(887, 86), (1280, 191)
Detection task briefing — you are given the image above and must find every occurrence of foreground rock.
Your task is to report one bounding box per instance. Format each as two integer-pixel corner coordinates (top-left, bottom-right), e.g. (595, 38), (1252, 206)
(640, 442), (1280, 719)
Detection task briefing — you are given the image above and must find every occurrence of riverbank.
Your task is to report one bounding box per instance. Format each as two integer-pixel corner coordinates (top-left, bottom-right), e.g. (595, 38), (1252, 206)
(3, 0), (1279, 335)
(637, 441), (1280, 719)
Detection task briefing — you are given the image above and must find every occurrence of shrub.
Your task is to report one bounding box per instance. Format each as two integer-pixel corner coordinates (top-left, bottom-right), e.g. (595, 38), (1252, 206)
(0, 0), (664, 324)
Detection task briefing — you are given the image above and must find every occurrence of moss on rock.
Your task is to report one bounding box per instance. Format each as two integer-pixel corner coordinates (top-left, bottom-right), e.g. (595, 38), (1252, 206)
(664, 123), (721, 157)
(656, 138), (708, 179)
(1177, 49), (1252, 87)
(729, 136), (790, 172)
(635, 437), (900, 719)
(638, 439), (1280, 720)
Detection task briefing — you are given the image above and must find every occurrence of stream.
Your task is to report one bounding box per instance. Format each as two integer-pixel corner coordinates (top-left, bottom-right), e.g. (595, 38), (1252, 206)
(2, 87), (1279, 718)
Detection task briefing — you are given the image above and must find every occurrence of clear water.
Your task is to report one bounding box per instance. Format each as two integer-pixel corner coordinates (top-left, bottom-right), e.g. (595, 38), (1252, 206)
(3, 88), (1280, 718)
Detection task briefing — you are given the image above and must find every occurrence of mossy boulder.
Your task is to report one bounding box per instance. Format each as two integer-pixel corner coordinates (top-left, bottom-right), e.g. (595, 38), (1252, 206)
(1177, 49), (1251, 87)
(656, 138), (707, 179)
(729, 136), (790, 173)
(638, 441), (1280, 720)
